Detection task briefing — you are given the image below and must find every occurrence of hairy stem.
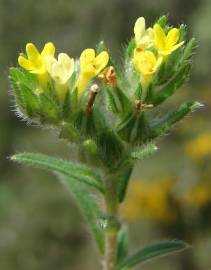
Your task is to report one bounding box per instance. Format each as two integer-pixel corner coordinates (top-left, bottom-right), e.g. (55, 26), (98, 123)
(104, 175), (119, 270)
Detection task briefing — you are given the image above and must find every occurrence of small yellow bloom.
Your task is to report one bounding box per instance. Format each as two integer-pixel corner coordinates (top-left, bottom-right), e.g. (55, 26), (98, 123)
(46, 53), (75, 102)
(46, 53), (74, 85)
(133, 50), (162, 86)
(183, 185), (211, 208)
(18, 42), (55, 74)
(18, 42), (55, 83)
(185, 132), (211, 160)
(134, 17), (154, 50)
(77, 48), (109, 96)
(153, 24), (184, 56)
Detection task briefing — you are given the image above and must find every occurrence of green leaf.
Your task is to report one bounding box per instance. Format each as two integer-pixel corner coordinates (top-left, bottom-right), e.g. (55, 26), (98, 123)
(153, 64), (191, 106)
(149, 101), (203, 139)
(59, 175), (105, 254)
(119, 240), (190, 269)
(11, 152), (104, 193)
(131, 143), (158, 159)
(117, 165), (133, 203)
(116, 226), (129, 265)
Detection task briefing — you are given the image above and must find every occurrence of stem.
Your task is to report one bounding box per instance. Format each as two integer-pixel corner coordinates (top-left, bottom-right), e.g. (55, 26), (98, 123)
(104, 175), (119, 270)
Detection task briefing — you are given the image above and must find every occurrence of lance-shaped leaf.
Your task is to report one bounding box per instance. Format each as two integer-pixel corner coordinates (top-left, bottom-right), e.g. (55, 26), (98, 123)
(176, 38), (196, 68)
(117, 164), (133, 203)
(118, 240), (190, 269)
(11, 152), (104, 193)
(153, 64), (191, 106)
(59, 175), (105, 254)
(149, 101), (202, 139)
(131, 143), (158, 160)
(116, 226), (129, 265)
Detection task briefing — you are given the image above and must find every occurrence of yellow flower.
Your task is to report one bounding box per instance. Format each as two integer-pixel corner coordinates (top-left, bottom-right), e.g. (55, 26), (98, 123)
(121, 179), (176, 223)
(185, 132), (211, 160)
(46, 53), (75, 102)
(77, 48), (109, 96)
(134, 17), (154, 50)
(153, 24), (184, 57)
(183, 185), (211, 208)
(18, 42), (55, 83)
(133, 50), (162, 86)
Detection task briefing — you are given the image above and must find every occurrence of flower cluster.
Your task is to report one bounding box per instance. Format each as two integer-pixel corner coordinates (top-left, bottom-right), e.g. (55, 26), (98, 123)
(9, 15), (199, 171)
(18, 42), (109, 101)
(133, 17), (183, 86)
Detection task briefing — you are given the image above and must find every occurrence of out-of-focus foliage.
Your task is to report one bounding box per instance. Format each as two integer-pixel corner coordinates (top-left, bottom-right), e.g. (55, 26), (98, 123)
(0, 0), (210, 270)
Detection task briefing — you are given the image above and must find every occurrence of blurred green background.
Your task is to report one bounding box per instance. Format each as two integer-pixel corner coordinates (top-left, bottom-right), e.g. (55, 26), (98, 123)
(0, 0), (211, 269)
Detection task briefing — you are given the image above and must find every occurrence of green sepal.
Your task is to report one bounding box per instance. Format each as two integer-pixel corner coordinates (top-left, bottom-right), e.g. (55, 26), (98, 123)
(149, 101), (203, 139)
(116, 226), (129, 265)
(59, 121), (81, 143)
(9, 68), (26, 111)
(156, 15), (168, 28)
(134, 83), (143, 100)
(118, 240), (190, 269)
(82, 139), (98, 156)
(176, 38), (196, 69)
(74, 108), (106, 140)
(153, 64), (191, 106)
(96, 40), (107, 54)
(101, 84), (120, 114)
(62, 89), (72, 118)
(126, 38), (136, 58)
(118, 111), (150, 145)
(38, 92), (61, 124)
(19, 83), (40, 117)
(97, 129), (125, 168)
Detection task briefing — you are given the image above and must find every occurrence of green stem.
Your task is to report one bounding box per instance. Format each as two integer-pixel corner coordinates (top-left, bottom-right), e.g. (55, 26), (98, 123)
(104, 174), (119, 270)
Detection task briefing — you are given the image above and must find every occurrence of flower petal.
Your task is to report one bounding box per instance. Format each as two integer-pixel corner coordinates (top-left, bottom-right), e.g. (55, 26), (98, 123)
(18, 55), (33, 70)
(166, 28), (180, 47)
(134, 17), (146, 45)
(41, 42), (55, 58)
(94, 51), (109, 74)
(58, 53), (74, 73)
(153, 24), (166, 51)
(80, 48), (95, 66)
(45, 56), (56, 74)
(26, 43), (40, 61)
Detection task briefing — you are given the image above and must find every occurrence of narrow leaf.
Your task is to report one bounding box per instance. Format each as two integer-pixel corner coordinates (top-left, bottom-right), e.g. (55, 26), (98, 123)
(11, 152), (104, 193)
(149, 101), (202, 139)
(120, 240), (190, 268)
(153, 64), (191, 106)
(59, 175), (105, 254)
(116, 226), (129, 265)
(131, 143), (158, 159)
(117, 165), (133, 203)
